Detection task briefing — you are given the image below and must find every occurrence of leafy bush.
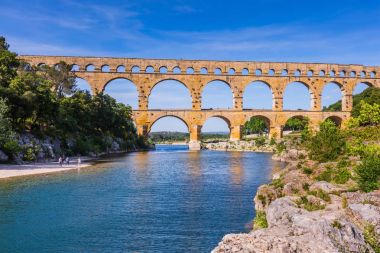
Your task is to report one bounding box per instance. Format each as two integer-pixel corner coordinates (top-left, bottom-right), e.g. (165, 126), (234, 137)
(355, 154), (380, 192)
(308, 119), (346, 162)
(316, 167), (333, 182)
(308, 189), (331, 202)
(2, 140), (21, 155)
(275, 142), (286, 154)
(296, 196), (325, 211)
(255, 136), (266, 147)
(357, 101), (380, 126)
(253, 211), (268, 229)
(315, 165), (350, 184)
(333, 167), (351, 184)
(303, 167), (313, 175)
(364, 224), (380, 253)
(23, 147), (36, 161)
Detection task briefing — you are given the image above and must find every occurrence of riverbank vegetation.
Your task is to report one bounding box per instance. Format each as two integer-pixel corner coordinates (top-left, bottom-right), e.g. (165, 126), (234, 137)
(0, 37), (146, 163)
(246, 87), (380, 251)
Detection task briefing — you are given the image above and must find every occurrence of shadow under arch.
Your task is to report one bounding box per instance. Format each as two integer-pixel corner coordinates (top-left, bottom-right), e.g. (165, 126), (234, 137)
(283, 81), (313, 111)
(243, 80), (273, 109)
(201, 80), (233, 109)
(324, 116), (343, 127)
(148, 79), (192, 109)
(103, 77), (139, 109)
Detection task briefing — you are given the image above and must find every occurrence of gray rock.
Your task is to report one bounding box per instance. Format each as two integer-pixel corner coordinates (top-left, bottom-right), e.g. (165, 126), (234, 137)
(347, 203), (380, 234)
(0, 149), (9, 162)
(212, 197), (373, 253)
(310, 181), (343, 194)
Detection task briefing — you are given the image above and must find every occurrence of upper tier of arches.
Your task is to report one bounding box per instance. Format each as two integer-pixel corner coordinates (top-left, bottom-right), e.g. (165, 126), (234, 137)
(22, 55), (379, 79)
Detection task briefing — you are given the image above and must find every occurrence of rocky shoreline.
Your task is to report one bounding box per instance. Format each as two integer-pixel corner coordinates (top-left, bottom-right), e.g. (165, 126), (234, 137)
(212, 147), (380, 252)
(202, 140), (275, 152)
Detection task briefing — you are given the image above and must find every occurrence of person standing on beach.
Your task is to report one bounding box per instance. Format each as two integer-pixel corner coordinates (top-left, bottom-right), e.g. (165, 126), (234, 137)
(66, 156), (70, 165)
(58, 156), (63, 167)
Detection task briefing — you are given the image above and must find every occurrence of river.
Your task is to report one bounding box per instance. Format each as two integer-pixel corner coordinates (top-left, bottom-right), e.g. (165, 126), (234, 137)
(0, 145), (285, 252)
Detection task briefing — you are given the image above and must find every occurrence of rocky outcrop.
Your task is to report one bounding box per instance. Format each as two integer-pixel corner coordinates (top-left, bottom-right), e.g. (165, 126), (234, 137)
(213, 146), (380, 252)
(202, 140), (275, 152)
(0, 149), (8, 162)
(213, 195), (379, 253)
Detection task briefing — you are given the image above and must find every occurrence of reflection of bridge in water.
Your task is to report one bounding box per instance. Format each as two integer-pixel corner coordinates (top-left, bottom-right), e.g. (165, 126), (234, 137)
(21, 55), (380, 150)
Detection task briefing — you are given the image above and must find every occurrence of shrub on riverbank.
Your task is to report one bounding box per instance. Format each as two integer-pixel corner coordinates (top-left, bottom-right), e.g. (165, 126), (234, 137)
(308, 120), (346, 162)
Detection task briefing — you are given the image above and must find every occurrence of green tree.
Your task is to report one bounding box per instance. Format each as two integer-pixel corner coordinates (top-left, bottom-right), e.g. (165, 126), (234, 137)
(0, 37), (20, 88)
(244, 117), (268, 135)
(41, 61), (77, 98)
(0, 98), (15, 145)
(355, 154), (380, 192)
(323, 87), (380, 115)
(357, 100), (380, 126)
(308, 119), (346, 162)
(284, 117), (309, 131)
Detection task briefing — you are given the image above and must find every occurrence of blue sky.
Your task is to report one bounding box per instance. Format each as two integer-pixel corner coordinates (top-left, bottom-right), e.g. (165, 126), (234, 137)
(0, 0), (377, 132)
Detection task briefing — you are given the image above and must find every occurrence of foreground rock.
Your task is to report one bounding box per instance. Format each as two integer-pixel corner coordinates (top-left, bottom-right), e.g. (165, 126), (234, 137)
(213, 194), (379, 253)
(212, 150), (380, 252)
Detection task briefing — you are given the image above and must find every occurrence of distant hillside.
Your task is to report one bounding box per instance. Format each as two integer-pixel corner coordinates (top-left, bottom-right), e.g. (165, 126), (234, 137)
(323, 87), (380, 116)
(149, 131), (229, 143)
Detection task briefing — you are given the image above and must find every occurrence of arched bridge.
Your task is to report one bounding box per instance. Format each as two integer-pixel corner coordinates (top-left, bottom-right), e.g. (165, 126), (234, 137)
(21, 55), (380, 150)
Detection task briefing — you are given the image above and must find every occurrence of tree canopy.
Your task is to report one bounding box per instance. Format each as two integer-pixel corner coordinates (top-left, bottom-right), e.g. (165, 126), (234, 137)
(243, 117), (268, 135)
(0, 36), (143, 158)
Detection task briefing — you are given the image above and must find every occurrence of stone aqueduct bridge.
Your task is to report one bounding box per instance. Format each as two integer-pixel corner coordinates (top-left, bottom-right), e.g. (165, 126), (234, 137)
(21, 55), (380, 150)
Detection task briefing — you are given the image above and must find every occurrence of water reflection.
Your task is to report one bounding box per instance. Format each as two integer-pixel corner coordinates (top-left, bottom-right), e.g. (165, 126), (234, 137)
(0, 147), (285, 252)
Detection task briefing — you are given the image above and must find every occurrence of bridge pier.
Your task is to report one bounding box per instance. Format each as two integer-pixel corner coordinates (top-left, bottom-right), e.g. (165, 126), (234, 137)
(230, 125), (242, 141)
(269, 126), (283, 139)
(189, 125), (201, 150)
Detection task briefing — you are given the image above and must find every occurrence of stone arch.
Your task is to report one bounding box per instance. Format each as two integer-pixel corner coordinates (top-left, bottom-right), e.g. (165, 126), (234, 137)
(243, 80), (273, 109)
(283, 81), (313, 110)
(352, 81), (373, 95)
(243, 115), (271, 136)
(172, 66), (181, 74)
(131, 65), (140, 73)
(71, 64), (80, 71)
(200, 67), (208, 74)
(321, 81), (344, 111)
(103, 77), (139, 109)
(282, 115), (310, 134)
(101, 64), (110, 72)
(146, 66), (154, 73)
(201, 116), (231, 140)
(75, 77), (92, 94)
(86, 64), (95, 71)
(324, 115), (343, 127)
(148, 79), (192, 109)
(116, 65), (126, 72)
(148, 115), (190, 133)
(201, 80), (233, 109)
(159, 66), (168, 73)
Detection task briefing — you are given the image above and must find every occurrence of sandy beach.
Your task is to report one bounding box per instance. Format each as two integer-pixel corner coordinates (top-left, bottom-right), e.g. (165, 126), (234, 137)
(0, 158), (93, 179)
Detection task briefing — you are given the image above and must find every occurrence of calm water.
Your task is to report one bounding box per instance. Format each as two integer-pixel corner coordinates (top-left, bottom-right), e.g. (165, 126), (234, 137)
(0, 145), (284, 253)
